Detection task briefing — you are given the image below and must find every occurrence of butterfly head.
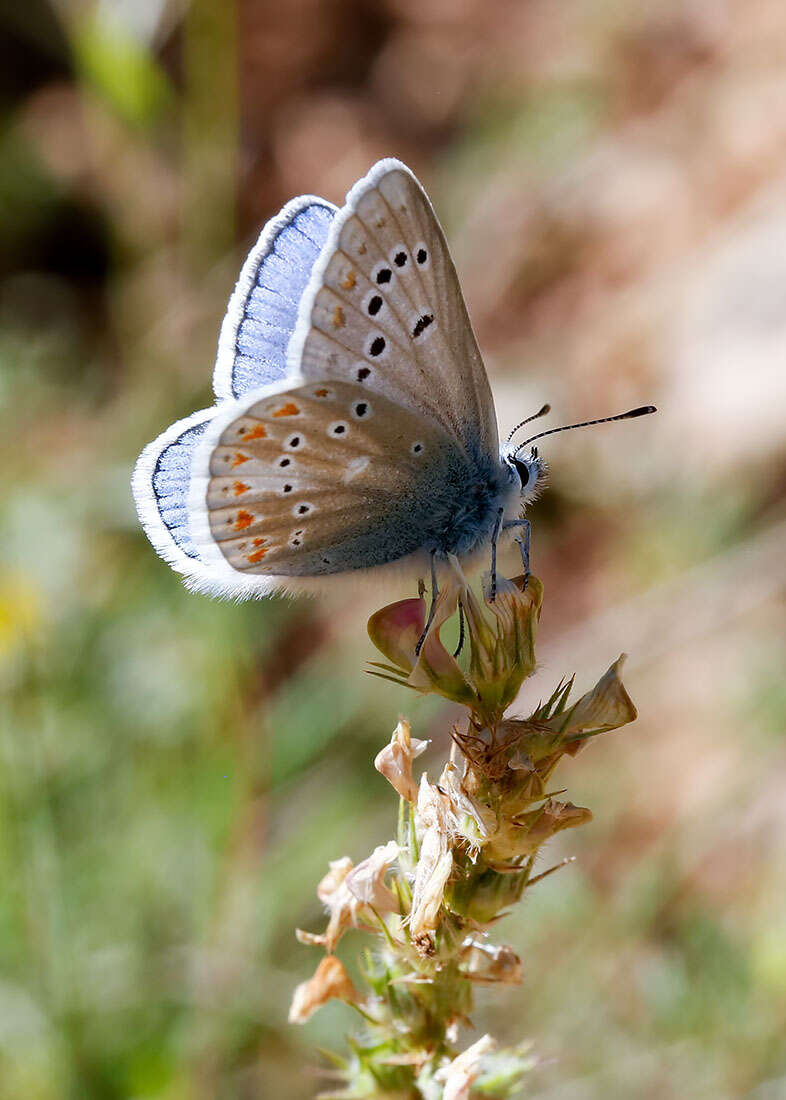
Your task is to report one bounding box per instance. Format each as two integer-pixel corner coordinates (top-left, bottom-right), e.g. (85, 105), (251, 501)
(501, 442), (546, 504)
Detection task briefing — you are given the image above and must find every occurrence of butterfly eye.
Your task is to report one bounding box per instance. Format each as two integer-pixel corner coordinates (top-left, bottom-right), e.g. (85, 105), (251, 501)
(512, 457), (530, 489)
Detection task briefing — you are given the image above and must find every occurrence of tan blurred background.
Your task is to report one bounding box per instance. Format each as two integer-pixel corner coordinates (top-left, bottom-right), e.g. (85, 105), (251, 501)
(1, 1), (785, 1097)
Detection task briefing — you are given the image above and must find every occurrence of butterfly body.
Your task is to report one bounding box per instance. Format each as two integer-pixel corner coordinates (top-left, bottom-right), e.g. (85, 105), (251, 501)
(133, 159), (545, 599)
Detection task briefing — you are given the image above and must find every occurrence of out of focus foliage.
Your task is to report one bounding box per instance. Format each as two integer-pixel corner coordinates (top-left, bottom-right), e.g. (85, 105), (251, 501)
(0, 1), (784, 1097)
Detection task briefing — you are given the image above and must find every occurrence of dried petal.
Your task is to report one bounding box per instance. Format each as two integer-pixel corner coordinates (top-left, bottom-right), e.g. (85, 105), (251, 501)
(495, 656), (637, 774)
(312, 845), (400, 950)
(288, 955), (358, 1024)
(481, 572), (543, 712)
(460, 579), (498, 687)
(295, 928), (327, 947)
(316, 856), (356, 951)
(549, 655), (637, 738)
(317, 856), (354, 904)
(435, 1035), (498, 1100)
(486, 798), (592, 862)
(438, 761), (494, 852)
(367, 596), (426, 672)
(460, 938), (523, 984)
(374, 718), (429, 801)
(409, 571), (476, 706)
(410, 775), (457, 940)
(345, 840), (399, 913)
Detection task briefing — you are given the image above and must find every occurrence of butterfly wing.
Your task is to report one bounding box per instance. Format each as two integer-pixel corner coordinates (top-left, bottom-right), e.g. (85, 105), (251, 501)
(186, 379), (473, 596)
(134, 196), (335, 579)
(287, 159), (499, 458)
(213, 196), (336, 400)
(132, 407), (218, 585)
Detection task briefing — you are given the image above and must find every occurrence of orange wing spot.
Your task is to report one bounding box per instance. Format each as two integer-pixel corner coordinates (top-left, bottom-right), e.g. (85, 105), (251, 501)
(273, 402), (300, 417)
(314, 387), (329, 398)
(341, 270), (356, 290)
(332, 306), (345, 329)
(247, 547), (268, 564)
(234, 510), (254, 531)
(232, 481), (250, 496)
(244, 423), (267, 440)
(231, 452), (250, 467)
(252, 536), (267, 547)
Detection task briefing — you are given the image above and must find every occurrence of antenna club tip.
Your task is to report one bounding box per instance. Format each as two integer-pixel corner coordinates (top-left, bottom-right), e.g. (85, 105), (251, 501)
(626, 405), (657, 417)
(539, 403), (552, 416)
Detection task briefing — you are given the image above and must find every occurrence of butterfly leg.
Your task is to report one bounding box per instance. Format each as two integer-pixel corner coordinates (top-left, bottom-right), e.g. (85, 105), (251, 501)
(489, 508), (505, 602)
(415, 551), (440, 657)
(502, 518), (531, 588)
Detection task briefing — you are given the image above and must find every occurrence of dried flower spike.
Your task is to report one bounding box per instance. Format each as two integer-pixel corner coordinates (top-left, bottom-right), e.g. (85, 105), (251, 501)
(291, 571), (639, 1099)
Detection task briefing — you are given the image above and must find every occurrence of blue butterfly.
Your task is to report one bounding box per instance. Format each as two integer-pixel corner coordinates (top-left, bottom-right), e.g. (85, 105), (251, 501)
(132, 159), (653, 608)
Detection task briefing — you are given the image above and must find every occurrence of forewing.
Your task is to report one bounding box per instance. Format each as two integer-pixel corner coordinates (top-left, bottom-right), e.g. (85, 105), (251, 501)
(287, 159), (498, 457)
(191, 380), (461, 577)
(213, 197), (336, 400)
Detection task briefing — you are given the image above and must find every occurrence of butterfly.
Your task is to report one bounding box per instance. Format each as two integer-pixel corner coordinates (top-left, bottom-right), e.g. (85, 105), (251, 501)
(132, 159), (654, 606)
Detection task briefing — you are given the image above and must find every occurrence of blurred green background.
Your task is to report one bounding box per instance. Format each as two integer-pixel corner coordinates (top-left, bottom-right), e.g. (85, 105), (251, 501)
(1, 1), (785, 1097)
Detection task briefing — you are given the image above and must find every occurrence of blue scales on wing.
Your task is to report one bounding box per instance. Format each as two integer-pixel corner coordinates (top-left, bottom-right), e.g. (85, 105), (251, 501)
(132, 408), (216, 572)
(134, 196), (336, 582)
(213, 198), (337, 400)
(150, 417), (210, 559)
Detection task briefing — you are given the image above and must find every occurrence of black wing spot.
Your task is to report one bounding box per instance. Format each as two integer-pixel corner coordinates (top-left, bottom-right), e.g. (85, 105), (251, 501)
(369, 336), (386, 357)
(394, 251), (407, 267)
(353, 402), (369, 418)
(417, 247), (427, 264)
(357, 366), (371, 381)
(278, 457), (291, 468)
(283, 484), (293, 493)
(367, 295), (383, 316)
(376, 268), (392, 284)
(412, 313), (434, 339)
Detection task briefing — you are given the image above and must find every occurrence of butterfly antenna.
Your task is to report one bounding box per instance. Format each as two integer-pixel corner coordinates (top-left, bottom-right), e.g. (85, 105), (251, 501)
(506, 404), (551, 444)
(514, 405), (657, 457)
